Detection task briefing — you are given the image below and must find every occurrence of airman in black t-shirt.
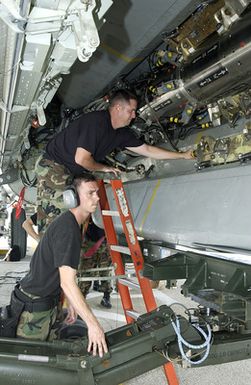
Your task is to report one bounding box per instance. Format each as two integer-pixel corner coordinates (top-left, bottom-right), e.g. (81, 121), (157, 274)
(36, 89), (194, 234)
(16, 174), (108, 358)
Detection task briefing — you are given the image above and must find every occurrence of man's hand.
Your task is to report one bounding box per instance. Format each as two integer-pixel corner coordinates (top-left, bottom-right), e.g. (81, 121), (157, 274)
(64, 303), (77, 325)
(102, 165), (121, 177)
(59, 265), (108, 358)
(75, 147), (121, 177)
(87, 321), (108, 358)
(182, 149), (195, 160)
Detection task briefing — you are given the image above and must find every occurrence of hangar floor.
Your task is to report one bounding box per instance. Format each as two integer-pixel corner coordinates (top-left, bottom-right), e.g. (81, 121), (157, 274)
(0, 247), (251, 385)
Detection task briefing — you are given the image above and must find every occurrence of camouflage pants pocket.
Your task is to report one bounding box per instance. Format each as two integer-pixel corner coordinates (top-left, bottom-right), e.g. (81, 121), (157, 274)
(16, 307), (58, 341)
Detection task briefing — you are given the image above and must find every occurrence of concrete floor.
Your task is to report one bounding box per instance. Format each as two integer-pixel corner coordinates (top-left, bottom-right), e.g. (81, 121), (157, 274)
(0, 250), (251, 385)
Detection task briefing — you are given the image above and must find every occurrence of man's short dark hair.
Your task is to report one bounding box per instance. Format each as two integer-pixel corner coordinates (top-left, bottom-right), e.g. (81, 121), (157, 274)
(72, 173), (97, 191)
(109, 89), (137, 107)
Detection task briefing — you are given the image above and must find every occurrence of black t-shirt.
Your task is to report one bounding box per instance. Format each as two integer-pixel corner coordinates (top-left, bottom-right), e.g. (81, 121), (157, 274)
(46, 110), (143, 174)
(20, 211), (81, 297)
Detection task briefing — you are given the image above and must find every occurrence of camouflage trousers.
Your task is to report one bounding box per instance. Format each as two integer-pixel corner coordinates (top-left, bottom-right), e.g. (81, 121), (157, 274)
(16, 288), (59, 341)
(78, 240), (113, 298)
(35, 155), (72, 235)
(16, 307), (58, 341)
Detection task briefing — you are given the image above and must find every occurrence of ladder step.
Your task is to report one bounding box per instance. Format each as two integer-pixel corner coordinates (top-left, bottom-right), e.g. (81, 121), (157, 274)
(118, 278), (140, 290)
(125, 262), (135, 276)
(79, 266), (114, 273)
(110, 245), (131, 255)
(102, 210), (120, 217)
(78, 276), (115, 282)
(126, 310), (140, 320)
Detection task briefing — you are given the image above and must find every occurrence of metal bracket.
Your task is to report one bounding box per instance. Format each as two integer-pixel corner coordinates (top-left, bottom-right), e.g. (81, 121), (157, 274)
(0, 0), (26, 33)
(215, 0), (251, 34)
(71, 4), (100, 62)
(31, 103), (46, 126)
(0, 100), (29, 113)
(0, 167), (19, 186)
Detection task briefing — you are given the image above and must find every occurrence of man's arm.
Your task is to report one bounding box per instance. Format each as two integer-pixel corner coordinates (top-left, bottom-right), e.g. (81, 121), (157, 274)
(126, 143), (194, 160)
(75, 147), (120, 175)
(59, 265), (108, 357)
(22, 218), (40, 242)
(63, 296), (78, 325)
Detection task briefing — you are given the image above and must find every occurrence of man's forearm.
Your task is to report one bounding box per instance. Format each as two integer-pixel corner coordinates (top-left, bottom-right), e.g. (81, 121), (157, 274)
(127, 144), (193, 160)
(75, 147), (120, 175)
(146, 146), (184, 160)
(61, 279), (98, 327)
(77, 157), (109, 172)
(22, 221), (40, 242)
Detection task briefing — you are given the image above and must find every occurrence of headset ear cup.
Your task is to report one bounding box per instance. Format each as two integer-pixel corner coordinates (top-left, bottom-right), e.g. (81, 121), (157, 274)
(63, 186), (79, 208)
(76, 187), (80, 206)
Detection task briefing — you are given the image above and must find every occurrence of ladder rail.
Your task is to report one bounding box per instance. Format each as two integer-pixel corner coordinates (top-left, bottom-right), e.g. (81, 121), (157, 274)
(98, 180), (134, 323)
(110, 179), (157, 312)
(97, 178), (179, 385)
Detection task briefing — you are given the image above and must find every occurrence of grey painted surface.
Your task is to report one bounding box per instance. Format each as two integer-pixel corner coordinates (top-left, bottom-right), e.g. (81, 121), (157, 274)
(95, 162), (251, 250)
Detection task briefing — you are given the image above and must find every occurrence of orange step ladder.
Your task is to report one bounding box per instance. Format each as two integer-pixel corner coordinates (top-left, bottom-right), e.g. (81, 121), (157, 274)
(98, 178), (179, 385)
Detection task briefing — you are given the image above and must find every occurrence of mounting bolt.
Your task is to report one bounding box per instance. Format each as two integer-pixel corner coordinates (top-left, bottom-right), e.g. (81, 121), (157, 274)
(90, 38), (97, 46)
(80, 360), (87, 369)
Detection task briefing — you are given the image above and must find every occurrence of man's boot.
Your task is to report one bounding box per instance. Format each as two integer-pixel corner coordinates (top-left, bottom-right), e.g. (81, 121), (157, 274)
(93, 280), (100, 291)
(100, 291), (112, 309)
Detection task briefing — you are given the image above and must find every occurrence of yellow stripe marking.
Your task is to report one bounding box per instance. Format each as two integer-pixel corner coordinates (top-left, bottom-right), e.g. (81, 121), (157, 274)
(100, 43), (144, 63)
(139, 180), (161, 233)
(195, 122), (211, 144)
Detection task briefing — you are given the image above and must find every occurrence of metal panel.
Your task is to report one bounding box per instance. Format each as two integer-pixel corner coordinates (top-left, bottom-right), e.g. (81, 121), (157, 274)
(58, 0), (201, 108)
(94, 162), (251, 249)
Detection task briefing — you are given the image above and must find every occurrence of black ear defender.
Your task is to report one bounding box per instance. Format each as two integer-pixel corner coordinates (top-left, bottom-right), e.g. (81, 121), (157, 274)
(63, 185), (80, 208)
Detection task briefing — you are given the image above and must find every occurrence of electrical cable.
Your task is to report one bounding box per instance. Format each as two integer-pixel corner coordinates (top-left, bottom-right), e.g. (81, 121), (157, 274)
(171, 316), (212, 365)
(20, 163), (37, 187)
(143, 87), (179, 151)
